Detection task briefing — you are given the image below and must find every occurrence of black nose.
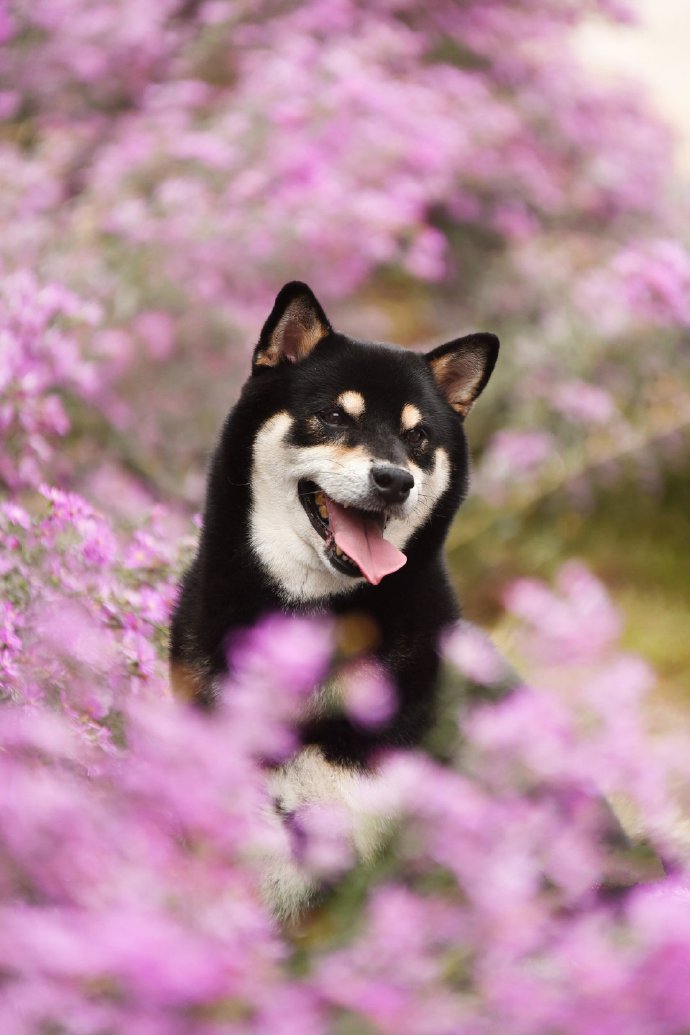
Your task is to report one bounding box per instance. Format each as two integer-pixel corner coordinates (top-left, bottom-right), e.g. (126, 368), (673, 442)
(370, 465), (414, 504)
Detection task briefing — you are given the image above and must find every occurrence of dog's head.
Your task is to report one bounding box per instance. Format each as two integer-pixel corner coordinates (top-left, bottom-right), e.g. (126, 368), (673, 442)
(245, 282), (498, 602)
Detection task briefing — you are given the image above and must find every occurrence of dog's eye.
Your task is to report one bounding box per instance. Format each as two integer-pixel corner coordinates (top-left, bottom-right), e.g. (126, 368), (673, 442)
(404, 425), (427, 447)
(318, 407), (348, 427)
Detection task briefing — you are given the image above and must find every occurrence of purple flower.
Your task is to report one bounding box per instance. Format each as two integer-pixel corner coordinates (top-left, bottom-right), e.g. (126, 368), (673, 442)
(341, 658), (395, 728)
(443, 621), (513, 686)
(228, 614), (333, 699)
(0, 1), (689, 1028)
(504, 561), (622, 664)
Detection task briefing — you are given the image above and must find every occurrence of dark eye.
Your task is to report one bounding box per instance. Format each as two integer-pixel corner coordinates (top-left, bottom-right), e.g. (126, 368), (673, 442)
(319, 407), (348, 427)
(404, 425), (427, 447)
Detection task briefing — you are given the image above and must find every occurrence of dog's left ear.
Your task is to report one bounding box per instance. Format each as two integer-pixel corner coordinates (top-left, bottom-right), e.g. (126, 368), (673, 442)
(425, 333), (499, 418)
(253, 282), (332, 371)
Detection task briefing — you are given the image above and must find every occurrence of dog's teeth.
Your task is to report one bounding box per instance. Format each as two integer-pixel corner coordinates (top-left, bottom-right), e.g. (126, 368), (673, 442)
(335, 546), (344, 558)
(315, 491), (325, 506)
(318, 505), (328, 520)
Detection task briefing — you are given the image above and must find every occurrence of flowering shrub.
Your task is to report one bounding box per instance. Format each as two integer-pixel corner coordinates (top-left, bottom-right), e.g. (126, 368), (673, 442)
(2, 524), (690, 1032)
(0, 272), (105, 490)
(2, 0), (690, 1030)
(0, 0), (689, 495)
(0, 489), (181, 716)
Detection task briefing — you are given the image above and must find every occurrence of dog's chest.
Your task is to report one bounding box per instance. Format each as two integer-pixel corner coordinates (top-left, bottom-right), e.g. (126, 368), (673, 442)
(261, 745), (393, 921)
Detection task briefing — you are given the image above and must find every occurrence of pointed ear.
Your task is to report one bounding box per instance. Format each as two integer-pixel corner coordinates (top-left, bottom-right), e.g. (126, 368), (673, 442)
(252, 282), (332, 371)
(425, 333), (499, 418)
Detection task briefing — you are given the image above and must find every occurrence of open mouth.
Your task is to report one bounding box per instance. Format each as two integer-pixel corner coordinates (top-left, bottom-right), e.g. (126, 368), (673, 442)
(298, 479), (406, 585)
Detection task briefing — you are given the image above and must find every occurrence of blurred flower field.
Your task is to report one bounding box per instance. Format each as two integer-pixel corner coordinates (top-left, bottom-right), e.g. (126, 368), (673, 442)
(2, 0), (690, 1031)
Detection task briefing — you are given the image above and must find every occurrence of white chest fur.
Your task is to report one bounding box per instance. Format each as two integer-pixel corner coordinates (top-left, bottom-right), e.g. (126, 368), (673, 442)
(260, 746), (392, 922)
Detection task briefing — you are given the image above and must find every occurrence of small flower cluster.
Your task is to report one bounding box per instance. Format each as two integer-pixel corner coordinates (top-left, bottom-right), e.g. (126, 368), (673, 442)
(0, 487), (181, 724)
(0, 272), (102, 490)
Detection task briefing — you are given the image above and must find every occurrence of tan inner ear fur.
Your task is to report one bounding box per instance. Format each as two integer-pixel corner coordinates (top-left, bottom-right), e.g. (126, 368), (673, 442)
(428, 351), (485, 418)
(255, 298), (330, 367)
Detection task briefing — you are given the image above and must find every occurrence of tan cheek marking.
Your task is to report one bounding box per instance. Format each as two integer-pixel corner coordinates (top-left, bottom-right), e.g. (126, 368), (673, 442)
(401, 403), (422, 431)
(337, 391), (366, 418)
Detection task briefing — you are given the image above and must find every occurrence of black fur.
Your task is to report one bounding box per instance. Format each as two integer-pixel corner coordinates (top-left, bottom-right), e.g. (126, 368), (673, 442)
(170, 282), (499, 767)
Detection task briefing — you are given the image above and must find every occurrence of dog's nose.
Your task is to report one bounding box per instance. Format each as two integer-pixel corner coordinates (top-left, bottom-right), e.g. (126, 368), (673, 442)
(370, 465), (414, 504)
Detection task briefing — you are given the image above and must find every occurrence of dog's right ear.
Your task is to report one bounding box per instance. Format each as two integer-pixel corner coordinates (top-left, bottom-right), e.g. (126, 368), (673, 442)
(252, 282), (332, 372)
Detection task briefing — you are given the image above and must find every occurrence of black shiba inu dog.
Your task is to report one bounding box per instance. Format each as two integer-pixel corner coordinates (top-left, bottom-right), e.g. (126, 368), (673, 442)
(169, 291), (659, 921)
(170, 281), (500, 914)
(170, 281), (499, 769)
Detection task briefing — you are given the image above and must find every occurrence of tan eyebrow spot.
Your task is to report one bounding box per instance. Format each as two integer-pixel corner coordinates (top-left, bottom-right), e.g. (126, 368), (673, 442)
(401, 403), (422, 431)
(337, 391), (366, 418)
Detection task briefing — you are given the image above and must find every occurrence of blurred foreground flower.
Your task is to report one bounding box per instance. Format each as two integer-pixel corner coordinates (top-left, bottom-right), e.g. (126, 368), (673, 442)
(1, 499), (690, 1032)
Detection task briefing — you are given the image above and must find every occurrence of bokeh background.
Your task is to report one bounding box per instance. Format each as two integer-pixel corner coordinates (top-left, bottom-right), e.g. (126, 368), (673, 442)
(3, 0), (688, 700)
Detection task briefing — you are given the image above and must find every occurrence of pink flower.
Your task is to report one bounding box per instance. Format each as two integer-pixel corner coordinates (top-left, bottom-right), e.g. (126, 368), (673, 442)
(229, 614), (333, 698)
(552, 380), (615, 425)
(133, 311), (175, 361)
(0, 600), (22, 682)
(443, 621), (512, 686)
(481, 430), (555, 482)
(341, 658), (395, 728)
(504, 561), (621, 664)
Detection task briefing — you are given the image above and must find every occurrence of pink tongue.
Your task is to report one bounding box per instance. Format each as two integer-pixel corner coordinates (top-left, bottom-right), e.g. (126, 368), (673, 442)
(326, 497), (406, 586)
